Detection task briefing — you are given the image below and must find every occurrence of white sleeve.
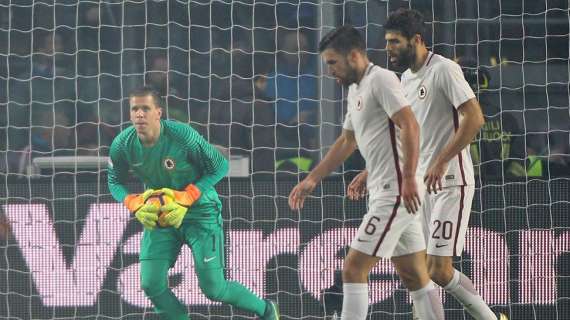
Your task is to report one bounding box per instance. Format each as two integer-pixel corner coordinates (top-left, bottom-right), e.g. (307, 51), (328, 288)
(342, 111), (353, 131)
(437, 62), (476, 109)
(371, 70), (410, 117)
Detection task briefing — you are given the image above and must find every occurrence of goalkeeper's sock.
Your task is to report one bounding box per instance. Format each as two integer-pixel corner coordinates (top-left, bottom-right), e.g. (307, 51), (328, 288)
(444, 269), (496, 320)
(150, 288), (189, 320)
(409, 281), (444, 320)
(340, 283), (368, 320)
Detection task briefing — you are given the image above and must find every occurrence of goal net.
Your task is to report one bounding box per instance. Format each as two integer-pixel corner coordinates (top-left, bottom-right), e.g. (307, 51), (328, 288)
(0, 0), (568, 319)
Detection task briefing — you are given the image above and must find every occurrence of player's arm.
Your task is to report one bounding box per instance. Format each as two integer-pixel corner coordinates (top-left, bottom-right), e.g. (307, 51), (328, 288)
(107, 138), (133, 203)
(370, 70), (419, 177)
(347, 107), (420, 202)
(161, 122), (229, 209)
(433, 98), (484, 166)
(288, 129), (357, 210)
(309, 129), (357, 182)
(391, 106), (421, 213)
(372, 69), (421, 212)
(108, 138), (159, 229)
(156, 123), (229, 229)
(425, 63), (485, 192)
(183, 125), (229, 192)
(391, 107), (420, 180)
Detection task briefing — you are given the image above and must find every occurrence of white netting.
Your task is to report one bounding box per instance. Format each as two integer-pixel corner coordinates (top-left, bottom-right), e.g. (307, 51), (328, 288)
(0, 0), (568, 319)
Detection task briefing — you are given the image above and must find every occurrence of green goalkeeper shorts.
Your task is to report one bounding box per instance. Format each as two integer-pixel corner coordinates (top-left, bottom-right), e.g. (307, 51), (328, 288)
(139, 215), (225, 270)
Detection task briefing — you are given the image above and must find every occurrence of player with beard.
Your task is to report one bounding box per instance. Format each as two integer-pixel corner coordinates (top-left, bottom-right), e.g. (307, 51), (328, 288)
(348, 8), (507, 320)
(288, 25), (444, 320)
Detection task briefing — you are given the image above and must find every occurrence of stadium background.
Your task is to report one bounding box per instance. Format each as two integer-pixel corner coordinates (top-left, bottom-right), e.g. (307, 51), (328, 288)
(0, 0), (569, 319)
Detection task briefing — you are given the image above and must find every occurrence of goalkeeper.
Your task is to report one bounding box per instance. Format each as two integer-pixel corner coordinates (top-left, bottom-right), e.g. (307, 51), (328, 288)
(108, 86), (279, 320)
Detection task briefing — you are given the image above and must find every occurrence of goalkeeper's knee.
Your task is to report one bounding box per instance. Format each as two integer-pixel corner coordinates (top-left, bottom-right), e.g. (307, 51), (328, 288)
(141, 275), (169, 298)
(199, 278), (228, 302)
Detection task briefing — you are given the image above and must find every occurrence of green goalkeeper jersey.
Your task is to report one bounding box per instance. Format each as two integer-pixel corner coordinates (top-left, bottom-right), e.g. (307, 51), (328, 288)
(108, 120), (228, 222)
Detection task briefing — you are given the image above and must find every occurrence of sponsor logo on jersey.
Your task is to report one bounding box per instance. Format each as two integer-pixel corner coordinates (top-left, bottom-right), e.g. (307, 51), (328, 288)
(356, 96), (363, 110)
(445, 174), (455, 180)
(419, 85), (427, 99)
(163, 158), (176, 170)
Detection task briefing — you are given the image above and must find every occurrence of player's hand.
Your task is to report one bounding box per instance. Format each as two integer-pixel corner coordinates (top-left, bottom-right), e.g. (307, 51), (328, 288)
(123, 189), (156, 213)
(288, 178), (318, 211)
(160, 185), (201, 207)
(347, 170), (368, 200)
(401, 177), (421, 214)
(424, 160), (448, 194)
(160, 202), (188, 229)
(134, 204), (160, 230)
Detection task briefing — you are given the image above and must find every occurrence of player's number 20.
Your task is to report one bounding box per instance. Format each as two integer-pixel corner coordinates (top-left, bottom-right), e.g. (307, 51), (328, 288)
(432, 219), (453, 240)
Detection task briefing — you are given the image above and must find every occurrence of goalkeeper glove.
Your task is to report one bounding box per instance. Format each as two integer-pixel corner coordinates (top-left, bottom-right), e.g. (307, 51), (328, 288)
(123, 189), (160, 230)
(134, 204), (160, 230)
(160, 185), (201, 207)
(159, 185), (201, 228)
(160, 202), (187, 229)
(123, 189), (156, 213)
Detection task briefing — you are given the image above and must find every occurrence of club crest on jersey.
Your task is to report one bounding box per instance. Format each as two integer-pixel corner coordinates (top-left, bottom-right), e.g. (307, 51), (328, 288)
(418, 85), (427, 99)
(163, 158), (176, 170)
(356, 96), (363, 110)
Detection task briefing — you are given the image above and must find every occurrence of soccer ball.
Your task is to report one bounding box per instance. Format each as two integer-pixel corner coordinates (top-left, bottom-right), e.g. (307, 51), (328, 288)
(145, 191), (174, 227)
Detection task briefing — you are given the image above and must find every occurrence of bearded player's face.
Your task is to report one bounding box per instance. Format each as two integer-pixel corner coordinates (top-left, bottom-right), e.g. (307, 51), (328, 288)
(321, 48), (360, 87)
(385, 31), (415, 70)
(129, 95), (162, 134)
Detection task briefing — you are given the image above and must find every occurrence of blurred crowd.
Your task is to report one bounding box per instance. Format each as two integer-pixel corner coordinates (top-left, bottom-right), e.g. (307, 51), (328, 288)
(0, 0), (568, 179)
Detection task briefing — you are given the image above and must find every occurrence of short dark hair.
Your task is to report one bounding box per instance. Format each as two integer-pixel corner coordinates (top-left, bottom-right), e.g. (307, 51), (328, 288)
(129, 86), (163, 107)
(385, 8), (425, 41)
(318, 25), (366, 55)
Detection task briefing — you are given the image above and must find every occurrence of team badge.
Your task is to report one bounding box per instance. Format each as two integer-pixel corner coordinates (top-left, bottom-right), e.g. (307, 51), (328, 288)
(419, 85), (427, 99)
(163, 158), (176, 170)
(356, 96), (363, 110)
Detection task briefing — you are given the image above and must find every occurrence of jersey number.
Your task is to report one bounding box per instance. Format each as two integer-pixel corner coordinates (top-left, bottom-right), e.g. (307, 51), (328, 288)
(364, 217), (381, 235)
(432, 220), (453, 240)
